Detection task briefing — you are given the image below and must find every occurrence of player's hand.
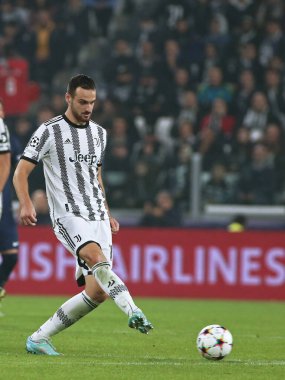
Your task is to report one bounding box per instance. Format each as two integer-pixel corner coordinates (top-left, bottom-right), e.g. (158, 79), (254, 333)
(19, 204), (37, 226)
(110, 216), (119, 234)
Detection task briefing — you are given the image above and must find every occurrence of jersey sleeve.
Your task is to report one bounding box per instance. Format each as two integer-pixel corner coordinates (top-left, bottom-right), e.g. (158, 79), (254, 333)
(0, 118), (11, 153)
(21, 123), (51, 164)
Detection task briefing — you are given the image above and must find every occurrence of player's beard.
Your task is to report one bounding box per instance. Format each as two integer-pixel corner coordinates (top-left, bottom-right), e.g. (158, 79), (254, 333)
(70, 103), (91, 125)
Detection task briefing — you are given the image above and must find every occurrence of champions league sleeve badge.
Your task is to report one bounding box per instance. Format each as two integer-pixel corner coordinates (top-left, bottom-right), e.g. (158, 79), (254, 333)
(29, 136), (40, 148)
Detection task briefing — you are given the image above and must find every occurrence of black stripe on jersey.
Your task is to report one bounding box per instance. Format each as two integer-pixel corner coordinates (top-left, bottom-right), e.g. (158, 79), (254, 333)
(56, 219), (76, 250)
(70, 127), (94, 220)
(85, 127), (106, 220)
(97, 126), (107, 220)
(97, 126), (105, 167)
(33, 127), (50, 156)
(0, 150), (11, 154)
(81, 292), (98, 309)
(53, 124), (81, 215)
(44, 115), (63, 126)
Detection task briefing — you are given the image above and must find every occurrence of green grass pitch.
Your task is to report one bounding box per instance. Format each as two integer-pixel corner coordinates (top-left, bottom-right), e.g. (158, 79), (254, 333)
(0, 296), (284, 380)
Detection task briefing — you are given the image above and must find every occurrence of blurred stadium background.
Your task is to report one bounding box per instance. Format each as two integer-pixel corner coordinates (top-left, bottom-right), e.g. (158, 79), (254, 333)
(1, 0), (285, 300)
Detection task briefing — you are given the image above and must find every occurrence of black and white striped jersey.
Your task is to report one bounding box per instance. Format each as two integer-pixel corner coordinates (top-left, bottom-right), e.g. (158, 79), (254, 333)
(21, 114), (109, 223)
(0, 118), (10, 153)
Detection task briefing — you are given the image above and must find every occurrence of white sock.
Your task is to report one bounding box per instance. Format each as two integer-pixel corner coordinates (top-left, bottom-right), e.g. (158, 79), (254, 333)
(31, 291), (99, 341)
(92, 262), (139, 317)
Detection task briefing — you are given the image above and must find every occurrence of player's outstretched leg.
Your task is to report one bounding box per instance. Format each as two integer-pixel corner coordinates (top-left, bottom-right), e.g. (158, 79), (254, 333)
(26, 290), (99, 355)
(92, 262), (153, 334)
(26, 336), (61, 356)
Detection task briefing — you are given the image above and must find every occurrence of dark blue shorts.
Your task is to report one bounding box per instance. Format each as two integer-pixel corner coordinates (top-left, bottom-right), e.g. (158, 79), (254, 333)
(0, 212), (19, 252)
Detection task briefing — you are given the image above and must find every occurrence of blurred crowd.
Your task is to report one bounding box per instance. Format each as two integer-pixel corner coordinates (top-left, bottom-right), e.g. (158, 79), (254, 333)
(1, 0), (285, 226)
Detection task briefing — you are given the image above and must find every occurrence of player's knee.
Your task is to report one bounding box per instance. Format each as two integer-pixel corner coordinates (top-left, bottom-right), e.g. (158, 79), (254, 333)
(80, 252), (104, 268)
(78, 242), (105, 267)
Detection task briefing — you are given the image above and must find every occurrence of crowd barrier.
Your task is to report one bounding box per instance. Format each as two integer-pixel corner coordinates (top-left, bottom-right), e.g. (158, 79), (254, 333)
(5, 226), (285, 300)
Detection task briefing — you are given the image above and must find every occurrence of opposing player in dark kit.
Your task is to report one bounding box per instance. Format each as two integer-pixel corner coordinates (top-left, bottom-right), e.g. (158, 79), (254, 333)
(0, 100), (19, 311)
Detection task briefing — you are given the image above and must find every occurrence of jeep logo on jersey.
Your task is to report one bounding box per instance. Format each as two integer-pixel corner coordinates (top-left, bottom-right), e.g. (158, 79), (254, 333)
(69, 150), (97, 165)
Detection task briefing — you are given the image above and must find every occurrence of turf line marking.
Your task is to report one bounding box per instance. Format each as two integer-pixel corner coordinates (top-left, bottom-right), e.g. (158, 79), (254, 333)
(14, 360), (285, 367)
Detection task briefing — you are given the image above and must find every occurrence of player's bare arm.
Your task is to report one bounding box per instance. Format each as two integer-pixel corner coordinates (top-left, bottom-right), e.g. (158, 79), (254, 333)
(0, 152), (11, 193)
(97, 166), (119, 234)
(13, 159), (37, 226)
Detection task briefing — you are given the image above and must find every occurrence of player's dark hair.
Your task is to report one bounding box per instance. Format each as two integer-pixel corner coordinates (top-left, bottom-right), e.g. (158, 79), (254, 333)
(67, 74), (96, 96)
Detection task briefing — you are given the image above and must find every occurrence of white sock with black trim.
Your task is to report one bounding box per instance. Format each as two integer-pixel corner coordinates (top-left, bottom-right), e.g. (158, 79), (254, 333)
(31, 291), (99, 341)
(91, 262), (140, 317)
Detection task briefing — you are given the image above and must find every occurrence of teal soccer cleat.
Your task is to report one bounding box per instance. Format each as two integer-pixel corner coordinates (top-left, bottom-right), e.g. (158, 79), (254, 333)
(128, 311), (153, 334)
(26, 336), (61, 356)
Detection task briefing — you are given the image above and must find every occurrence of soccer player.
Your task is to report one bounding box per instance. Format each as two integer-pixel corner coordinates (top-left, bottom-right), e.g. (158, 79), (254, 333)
(0, 100), (16, 306)
(0, 100), (11, 219)
(13, 74), (153, 355)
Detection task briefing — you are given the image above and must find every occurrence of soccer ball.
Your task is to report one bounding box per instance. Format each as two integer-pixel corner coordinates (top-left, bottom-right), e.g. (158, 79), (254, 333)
(196, 324), (233, 360)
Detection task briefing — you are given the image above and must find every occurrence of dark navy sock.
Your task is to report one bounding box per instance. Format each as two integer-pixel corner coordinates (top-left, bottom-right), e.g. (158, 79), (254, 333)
(0, 254), (18, 287)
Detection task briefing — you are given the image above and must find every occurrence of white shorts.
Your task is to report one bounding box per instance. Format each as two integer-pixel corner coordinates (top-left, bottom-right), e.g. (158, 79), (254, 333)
(53, 216), (112, 285)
